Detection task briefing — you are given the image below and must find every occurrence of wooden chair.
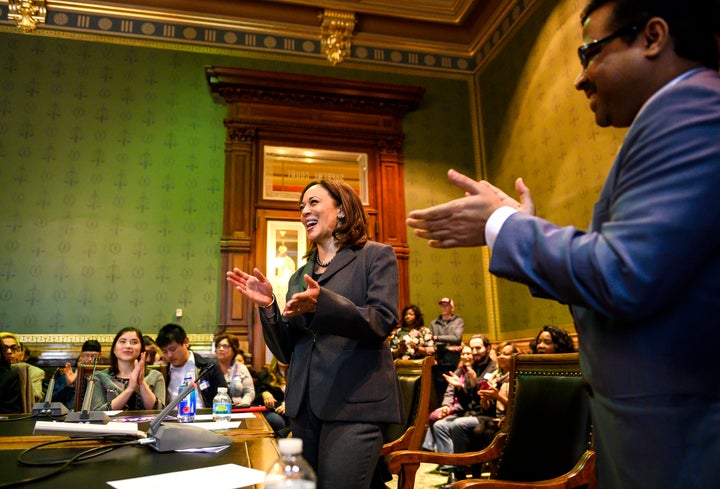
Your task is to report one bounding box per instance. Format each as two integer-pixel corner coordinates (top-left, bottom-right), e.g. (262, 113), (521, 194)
(386, 353), (596, 489)
(382, 356), (437, 455)
(15, 364), (35, 413)
(374, 356), (436, 488)
(73, 363), (168, 411)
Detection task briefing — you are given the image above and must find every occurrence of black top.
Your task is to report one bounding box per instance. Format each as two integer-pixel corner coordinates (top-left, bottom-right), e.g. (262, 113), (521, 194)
(0, 367), (23, 414)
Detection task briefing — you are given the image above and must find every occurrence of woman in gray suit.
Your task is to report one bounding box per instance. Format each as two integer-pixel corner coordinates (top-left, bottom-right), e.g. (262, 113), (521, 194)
(227, 180), (402, 489)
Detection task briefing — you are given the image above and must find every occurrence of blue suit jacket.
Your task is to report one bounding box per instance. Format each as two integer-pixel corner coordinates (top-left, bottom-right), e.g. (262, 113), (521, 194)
(260, 240), (403, 425)
(490, 68), (720, 489)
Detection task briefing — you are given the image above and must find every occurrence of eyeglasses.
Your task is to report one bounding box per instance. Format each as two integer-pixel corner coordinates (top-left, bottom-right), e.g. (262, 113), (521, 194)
(3, 345), (20, 352)
(577, 24), (640, 69)
(216, 344), (232, 350)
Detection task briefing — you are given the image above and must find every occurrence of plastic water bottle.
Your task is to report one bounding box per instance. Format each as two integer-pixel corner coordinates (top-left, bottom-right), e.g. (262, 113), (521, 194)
(212, 387), (232, 423)
(264, 438), (317, 489)
(177, 373), (196, 423)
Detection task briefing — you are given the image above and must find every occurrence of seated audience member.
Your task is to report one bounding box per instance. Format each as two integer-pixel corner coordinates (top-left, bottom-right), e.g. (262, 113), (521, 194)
(428, 335), (497, 471)
(214, 334), (255, 407)
(1, 332), (45, 402)
(0, 348), (23, 414)
(142, 335), (160, 364)
(530, 325), (575, 354)
(52, 339), (103, 410)
(390, 304), (435, 359)
(156, 323), (226, 408)
(14, 342), (32, 363)
(91, 327), (165, 411)
(462, 342), (520, 453)
(254, 357), (290, 436)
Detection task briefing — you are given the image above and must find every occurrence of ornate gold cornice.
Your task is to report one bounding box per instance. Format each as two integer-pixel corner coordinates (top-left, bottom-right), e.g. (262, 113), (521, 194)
(8, 0), (46, 32)
(319, 9), (355, 65)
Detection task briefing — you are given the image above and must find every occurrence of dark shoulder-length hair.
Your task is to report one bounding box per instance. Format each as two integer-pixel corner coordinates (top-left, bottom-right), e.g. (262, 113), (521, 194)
(300, 180), (369, 260)
(109, 327), (144, 374)
(400, 304), (425, 328)
(214, 333), (240, 358)
(531, 325), (575, 353)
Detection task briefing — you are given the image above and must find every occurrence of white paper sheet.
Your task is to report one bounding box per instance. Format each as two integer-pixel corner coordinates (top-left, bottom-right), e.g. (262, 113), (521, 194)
(194, 412), (255, 420)
(106, 463), (266, 489)
(186, 421), (241, 430)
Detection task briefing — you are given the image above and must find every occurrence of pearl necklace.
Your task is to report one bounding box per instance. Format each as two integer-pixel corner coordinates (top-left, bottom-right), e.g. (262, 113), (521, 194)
(315, 254), (334, 267)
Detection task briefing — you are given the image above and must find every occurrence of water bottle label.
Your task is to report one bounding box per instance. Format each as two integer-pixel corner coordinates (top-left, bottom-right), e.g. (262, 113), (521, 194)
(213, 402), (232, 414)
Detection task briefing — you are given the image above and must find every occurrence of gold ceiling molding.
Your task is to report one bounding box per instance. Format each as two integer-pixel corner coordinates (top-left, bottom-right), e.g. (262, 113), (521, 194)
(0, 0), (538, 74)
(8, 0), (47, 32)
(273, 0), (478, 24)
(319, 9), (356, 65)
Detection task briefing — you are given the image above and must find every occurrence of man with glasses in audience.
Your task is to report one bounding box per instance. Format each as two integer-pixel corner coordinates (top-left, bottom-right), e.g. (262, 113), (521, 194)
(407, 1), (720, 487)
(52, 339), (103, 410)
(1, 332), (45, 401)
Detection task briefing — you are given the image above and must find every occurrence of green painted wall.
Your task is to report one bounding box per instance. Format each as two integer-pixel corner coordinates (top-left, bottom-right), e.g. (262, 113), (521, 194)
(476, 0), (626, 337)
(0, 31), (482, 337)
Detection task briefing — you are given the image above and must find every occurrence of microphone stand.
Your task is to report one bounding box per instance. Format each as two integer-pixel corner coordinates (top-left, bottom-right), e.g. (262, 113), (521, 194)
(147, 363), (215, 435)
(146, 363), (232, 452)
(65, 358), (109, 424)
(31, 368), (70, 416)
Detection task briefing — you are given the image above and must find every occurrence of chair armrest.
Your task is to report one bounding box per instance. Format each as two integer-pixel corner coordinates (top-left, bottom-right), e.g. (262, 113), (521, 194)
(450, 450), (596, 489)
(380, 427), (415, 456)
(387, 433), (506, 489)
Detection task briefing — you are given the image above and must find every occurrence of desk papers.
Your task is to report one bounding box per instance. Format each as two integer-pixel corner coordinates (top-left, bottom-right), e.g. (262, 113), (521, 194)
(106, 463), (266, 489)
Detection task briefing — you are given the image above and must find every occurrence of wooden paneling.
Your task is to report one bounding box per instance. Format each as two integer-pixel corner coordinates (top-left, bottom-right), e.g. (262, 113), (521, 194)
(209, 67), (424, 365)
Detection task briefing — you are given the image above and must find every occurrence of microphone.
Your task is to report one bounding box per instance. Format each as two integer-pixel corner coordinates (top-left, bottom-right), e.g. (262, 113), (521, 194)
(31, 368), (70, 416)
(65, 358), (109, 424)
(145, 362), (232, 452)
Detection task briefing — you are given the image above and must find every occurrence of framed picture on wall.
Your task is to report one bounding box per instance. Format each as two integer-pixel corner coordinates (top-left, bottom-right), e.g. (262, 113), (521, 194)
(262, 145), (369, 204)
(265, 219), (307, 311)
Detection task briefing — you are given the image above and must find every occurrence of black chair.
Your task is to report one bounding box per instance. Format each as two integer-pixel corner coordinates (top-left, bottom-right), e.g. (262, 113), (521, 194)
(382, 356), (436, 455)
(374, 356), (436, 488)
(387, 353), (596, 489)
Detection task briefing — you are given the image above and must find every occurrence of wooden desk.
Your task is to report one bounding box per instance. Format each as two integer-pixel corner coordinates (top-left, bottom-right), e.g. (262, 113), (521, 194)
(0, 409), (274, 450)
(0, 437), (278, 488)
(0, 411), (279, 488)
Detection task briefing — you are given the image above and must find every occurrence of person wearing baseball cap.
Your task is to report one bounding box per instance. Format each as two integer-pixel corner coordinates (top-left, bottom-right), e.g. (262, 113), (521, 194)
(429, 297), (465, 405)
(52, 339), (103, 410)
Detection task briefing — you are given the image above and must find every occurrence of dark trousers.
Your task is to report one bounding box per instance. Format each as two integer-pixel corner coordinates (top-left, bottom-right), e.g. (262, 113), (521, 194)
(292, 396), (385, 489)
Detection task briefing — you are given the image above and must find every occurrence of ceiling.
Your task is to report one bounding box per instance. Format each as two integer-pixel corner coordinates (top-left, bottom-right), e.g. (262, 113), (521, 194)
(55, 0), (516, 50)
(5, 0), (528, 73)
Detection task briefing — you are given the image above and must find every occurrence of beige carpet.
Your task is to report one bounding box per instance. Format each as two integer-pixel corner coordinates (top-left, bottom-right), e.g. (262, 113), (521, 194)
(386, 463), (451, 489)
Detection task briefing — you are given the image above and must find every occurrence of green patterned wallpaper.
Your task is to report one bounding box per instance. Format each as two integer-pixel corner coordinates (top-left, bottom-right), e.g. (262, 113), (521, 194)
(0, 30), (484, 338)
(477, 0), (627, 337)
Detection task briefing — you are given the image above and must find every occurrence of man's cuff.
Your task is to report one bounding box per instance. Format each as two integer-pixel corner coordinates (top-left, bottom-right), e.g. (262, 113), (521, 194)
(485, 206), (518, 251)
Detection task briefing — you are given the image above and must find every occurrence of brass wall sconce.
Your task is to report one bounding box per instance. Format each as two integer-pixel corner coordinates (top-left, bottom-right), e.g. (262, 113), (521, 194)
(319, 9), (356, 65)
(8, 0), (47, 33)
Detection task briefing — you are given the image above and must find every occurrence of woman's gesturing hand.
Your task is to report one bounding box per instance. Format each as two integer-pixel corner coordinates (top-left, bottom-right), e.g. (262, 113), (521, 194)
(226, 267), (274, 307)
(283, 274), (320, 317)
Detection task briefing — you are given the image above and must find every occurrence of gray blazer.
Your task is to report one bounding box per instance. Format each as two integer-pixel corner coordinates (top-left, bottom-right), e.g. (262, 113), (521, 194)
(261, 240), (404, 425)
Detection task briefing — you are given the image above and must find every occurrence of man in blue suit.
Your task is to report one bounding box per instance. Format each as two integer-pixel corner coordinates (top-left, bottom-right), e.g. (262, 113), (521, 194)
(407, 1), (720, 488)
